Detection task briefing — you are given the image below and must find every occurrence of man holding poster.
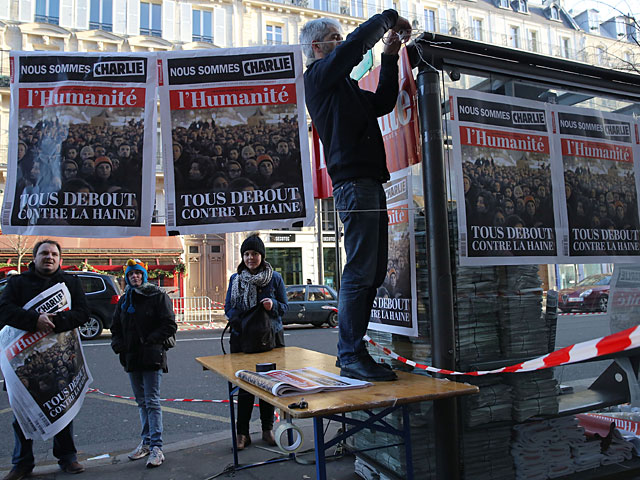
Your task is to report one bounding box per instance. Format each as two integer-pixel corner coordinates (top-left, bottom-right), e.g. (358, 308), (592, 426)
(0, 240), (89, 479)
(301, 10), (410, 381)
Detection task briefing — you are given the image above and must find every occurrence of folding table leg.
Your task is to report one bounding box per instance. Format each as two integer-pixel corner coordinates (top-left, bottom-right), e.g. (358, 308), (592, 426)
(228, 382), (239, 468)
(313, 416), (327, 480)
(402, 405), (414, 480)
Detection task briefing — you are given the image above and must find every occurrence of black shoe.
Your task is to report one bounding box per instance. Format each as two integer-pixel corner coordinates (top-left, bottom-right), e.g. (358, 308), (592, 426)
(341, 358), (397, 381)
(3, 466), (34, 480)
(336, 356), (392, 370)
(59, 461), (85, 474)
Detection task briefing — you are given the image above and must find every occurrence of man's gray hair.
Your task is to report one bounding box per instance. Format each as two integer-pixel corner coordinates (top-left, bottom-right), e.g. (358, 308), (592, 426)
(299, 17), (342, 66)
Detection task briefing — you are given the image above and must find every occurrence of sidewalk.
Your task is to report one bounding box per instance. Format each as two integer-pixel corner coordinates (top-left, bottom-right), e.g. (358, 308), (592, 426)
(0, 420), (362, 480)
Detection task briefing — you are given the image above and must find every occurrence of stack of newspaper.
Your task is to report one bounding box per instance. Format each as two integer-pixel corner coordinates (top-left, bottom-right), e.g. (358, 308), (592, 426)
(461, 376), (513, 428)
(498, 265), (548, 359)
(461, 425), (514, 480)
(506, 370), (559, 422)
(455, 266), (502, 367)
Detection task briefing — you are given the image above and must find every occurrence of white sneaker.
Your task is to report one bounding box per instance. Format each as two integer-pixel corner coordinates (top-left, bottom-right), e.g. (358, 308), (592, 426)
(146, 446), (165, 468)
(128, 442), (150, 461)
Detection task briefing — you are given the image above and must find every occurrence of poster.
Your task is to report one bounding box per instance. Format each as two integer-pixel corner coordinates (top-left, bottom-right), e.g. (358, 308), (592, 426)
(608, 264), (640, 335)
(0, 283), (93, 440)
(450, 89), (558, 266)
(159, 47), (314, 234)
(1, 52), (157, 237)
(551, 106), (640, 261)
(368, 167), (418, 337)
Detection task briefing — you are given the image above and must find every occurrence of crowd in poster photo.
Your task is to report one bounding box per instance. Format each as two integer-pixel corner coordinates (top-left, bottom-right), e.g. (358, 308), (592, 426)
(463, 156), (554, 230)
(172, 114), (302, 195)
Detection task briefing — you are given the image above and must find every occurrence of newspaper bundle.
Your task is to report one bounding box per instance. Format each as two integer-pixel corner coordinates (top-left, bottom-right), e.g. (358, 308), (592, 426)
(0, 283), (93, 440)
(235, 366), (370, 397)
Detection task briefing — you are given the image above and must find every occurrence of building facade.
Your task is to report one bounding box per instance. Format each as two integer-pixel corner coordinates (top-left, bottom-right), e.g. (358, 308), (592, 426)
(0, 0), (636, 298)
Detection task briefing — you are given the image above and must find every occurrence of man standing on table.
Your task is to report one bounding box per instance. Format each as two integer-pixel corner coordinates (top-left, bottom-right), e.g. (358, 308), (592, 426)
(301, 10), (410, 381)
(0, 240), (89, 480)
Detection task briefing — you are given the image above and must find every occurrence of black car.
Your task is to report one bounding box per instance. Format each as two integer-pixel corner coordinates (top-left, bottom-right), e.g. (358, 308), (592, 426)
(283, 284), (338, 327)
(0, 271), (122, 340)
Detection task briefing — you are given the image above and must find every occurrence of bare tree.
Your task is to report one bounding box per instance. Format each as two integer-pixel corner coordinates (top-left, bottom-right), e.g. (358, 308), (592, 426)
(0, 235), (38, 273)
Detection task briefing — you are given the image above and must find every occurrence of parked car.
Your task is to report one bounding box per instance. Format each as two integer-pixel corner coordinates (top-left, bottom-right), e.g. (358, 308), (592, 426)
(0, 271), (122, 340)
(283, 284), (338, 327)
(557, 273), (611, 313)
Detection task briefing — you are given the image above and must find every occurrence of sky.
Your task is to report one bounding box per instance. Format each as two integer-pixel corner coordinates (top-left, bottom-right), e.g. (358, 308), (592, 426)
(562, 0), (639, 18)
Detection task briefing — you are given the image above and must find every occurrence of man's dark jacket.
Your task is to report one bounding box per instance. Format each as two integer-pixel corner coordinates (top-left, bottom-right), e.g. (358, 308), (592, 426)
(304, 9), (399, 186)
(0, 264), (90, 332)
(110, 283), (177, 372)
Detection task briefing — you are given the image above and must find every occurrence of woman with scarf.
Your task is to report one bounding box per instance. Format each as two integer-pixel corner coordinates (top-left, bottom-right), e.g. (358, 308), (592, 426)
(111, 259), (177, 469)
(224, 234), (288, 450)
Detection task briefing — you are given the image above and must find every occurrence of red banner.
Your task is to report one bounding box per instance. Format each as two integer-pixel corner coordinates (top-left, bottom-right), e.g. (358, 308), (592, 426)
(169, 84), (297, 110)
(19, 86), (146, 108)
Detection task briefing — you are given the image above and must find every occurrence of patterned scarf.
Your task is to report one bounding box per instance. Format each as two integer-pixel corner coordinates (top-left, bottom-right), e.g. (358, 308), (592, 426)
(231, 262), (273, 310)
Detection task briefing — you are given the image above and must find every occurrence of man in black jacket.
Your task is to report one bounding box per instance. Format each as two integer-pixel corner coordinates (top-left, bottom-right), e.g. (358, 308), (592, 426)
(0, 240), (89, 480)
(301, 10), (410, 381)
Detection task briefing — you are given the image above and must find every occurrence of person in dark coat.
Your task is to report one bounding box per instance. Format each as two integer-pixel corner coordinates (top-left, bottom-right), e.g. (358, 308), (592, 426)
(300, 9), (410, 382)
(224, 235), (288, 451)
(0, 240), (89, 480)
(110, 259), (177, 469)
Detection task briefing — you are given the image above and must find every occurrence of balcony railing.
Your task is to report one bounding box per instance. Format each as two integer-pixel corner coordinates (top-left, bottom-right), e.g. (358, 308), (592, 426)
(35, 14), (59, 25)
(89, 21), (113, 32)
(192, 34), (213, 43)
(140, 27), (162, 38)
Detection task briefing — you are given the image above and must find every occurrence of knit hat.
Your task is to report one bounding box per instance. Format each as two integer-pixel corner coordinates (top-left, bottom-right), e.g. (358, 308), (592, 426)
(94, 156), (113, 169)
(257, 154), (273, 166)
(122, 259), (148, 313)
(124, 258), (148, 285)
(241, 235), (265, 258)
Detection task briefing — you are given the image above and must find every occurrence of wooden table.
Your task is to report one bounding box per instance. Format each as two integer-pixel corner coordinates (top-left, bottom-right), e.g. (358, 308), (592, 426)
(197, 347), (478, 479)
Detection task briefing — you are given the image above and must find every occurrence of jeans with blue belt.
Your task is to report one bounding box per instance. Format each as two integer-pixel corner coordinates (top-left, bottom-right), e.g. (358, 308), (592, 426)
(333, 178), (388, 366)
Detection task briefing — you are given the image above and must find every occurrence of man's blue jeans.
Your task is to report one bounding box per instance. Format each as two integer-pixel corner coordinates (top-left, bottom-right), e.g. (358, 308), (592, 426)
(129, 370), (163, 448)
(12, 418), (77, 468)
(333, 178), (388, 366)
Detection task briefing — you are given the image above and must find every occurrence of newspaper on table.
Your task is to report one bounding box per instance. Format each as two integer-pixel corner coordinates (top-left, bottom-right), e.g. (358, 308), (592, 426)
(0, 283), (93, 440)
(235, 366), (370, 397)
(1, 52), (158, 237)
(158, 46), (315, 234)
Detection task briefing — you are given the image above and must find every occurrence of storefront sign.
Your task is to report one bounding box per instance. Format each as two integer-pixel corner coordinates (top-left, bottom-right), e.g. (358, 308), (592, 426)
(270, 233), (295, 242)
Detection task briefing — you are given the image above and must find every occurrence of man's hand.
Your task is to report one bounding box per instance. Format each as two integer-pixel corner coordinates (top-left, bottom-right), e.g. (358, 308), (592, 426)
(383, 16), (411, 55)
(36, 313), (55, 333)
(261, 298), (274, 311)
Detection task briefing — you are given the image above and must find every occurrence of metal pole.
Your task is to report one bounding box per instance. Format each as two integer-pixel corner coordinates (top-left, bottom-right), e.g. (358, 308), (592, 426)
(416, 65), (460, 480)
(317, 199), (325, 285)
(333, 207), (341, 293)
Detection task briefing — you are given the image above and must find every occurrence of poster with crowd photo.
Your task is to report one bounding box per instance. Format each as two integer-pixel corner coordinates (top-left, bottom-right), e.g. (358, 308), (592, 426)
(450, 89), (558, 266)
(159, 47), (314, 234)
(1, 52), (157, 237)
(551, 105), (640, 262)
(369, 168), (418, 337)
(0, 283), (93, 440)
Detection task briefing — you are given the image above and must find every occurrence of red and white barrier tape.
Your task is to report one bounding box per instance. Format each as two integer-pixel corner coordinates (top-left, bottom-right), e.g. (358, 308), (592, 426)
(177, 322), (223, 331)
(364, 324), (640, 376)
(558, 312), (606, 316)
(88, 388), (230, 403)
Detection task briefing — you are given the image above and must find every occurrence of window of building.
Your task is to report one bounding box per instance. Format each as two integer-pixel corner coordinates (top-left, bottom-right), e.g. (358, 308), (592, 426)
(472, 18), (483, 41)
(350, 0), (364, 18)
(266, 248), (302, 285)
(89, 0), (112, 31)
(140, 1), (162, 37)
(509, 26), (520, 48)
(514, 0), (528, 13)
(596, 46), (606, 65)
(323, 247), (337, 289)
(424, 9), (436, 32)
(266, 24), (283, 45)
(550, 6), (559, 21)
(321, 198), (335, 231)
(35, 0), (60, 25)
(527, 29), (538, 52)
(192, 9), (213, 42)
(560, 37), (570, 58)
(188, 246), (199, 254)
(498, 0), (509, 8)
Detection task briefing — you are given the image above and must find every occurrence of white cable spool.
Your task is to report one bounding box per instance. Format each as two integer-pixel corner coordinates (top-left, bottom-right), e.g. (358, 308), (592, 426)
(274, 421), (304, 453)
